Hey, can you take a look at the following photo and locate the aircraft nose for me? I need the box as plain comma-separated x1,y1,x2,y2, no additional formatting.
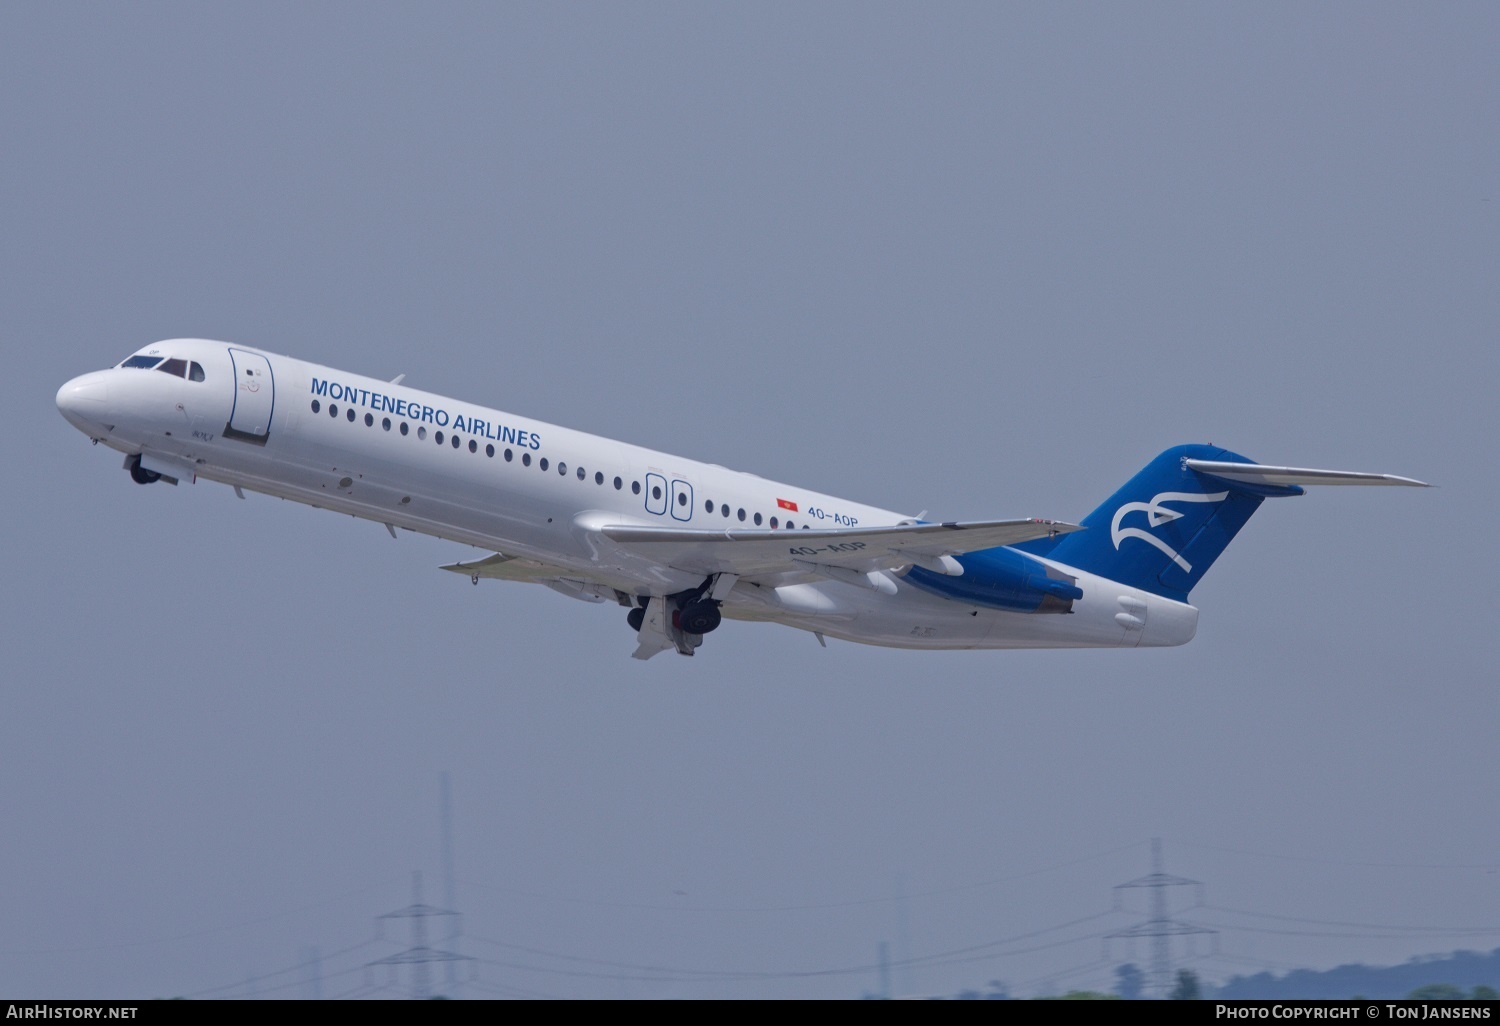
56,373,110,430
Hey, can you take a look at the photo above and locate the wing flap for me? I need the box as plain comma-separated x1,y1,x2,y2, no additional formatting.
600,518,1080,579
439,553,571,582
440,553,628,605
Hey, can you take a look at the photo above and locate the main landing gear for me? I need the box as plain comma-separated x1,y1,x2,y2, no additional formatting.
126,454,160,485
678,598,721,635
625,575,740,659
625,579,724,636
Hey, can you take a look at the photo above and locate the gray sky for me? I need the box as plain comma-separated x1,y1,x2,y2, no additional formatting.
3,2,1496,999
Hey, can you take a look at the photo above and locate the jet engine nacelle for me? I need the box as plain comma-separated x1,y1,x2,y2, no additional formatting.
902,546,1083,614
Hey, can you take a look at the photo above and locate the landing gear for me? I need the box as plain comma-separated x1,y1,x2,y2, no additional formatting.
626,591,720,636
678,599,721,635
127,455,160,485
625,579,726,657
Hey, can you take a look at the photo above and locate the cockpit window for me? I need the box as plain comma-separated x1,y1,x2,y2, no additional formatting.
121,355,163,369
156,358,188,377
188,362,205,382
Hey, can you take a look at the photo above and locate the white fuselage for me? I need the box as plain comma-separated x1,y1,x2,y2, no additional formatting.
56,339,1199,653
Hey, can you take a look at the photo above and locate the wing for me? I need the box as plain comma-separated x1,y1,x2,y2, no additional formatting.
439,553,624,604
599,518,1081,580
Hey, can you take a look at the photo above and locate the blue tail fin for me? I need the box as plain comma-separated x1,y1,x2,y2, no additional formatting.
1015,444,1298,601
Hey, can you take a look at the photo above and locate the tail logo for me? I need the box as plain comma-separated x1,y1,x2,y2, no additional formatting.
1110,491,1228,573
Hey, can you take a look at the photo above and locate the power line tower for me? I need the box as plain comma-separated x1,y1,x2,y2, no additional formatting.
368,871,472,999
439,772,461,998
1106,839,1216,998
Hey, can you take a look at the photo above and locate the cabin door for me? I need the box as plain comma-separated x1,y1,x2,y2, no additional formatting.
225,348,275,444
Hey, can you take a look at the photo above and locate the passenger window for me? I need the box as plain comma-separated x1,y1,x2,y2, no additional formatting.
329,404,338,417
452,435,461,449
614,476,622,490
522,453,531,466
631,481,640,495
652,484,662,500
418,426,427,440
485,443,494,457
558,462,567,475
721,504,729,517
156,358,187,377
540,458,549,471
383,417,391,431
737,508,746,521
770,517,778,529
311,400,321,414
400,422,409,435
705,499,714,513
677,492,687,506
595,471,604,485
346,408,355,422
189,362,206,382
364,413,373,427
435,431,445,444
505,449,513,462
577,467,586,481
753,512,762,525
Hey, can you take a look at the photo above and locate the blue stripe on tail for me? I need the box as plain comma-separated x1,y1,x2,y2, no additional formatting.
1014,444,1300,602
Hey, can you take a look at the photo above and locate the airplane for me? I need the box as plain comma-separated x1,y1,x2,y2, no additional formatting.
56,339,1428,660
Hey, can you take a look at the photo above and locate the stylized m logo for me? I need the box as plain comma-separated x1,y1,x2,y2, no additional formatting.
1110,491,1228,573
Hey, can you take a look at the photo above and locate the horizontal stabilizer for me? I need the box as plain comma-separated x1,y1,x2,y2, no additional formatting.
599,518,1081,580
1184,459,1429,488
1016,443,1428,602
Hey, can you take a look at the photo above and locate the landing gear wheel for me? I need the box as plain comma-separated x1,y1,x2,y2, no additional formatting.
678,600,721,635
128,456,160,485
626,607,646,633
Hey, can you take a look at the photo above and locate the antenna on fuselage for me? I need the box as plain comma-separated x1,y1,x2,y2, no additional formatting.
389,373,406,385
